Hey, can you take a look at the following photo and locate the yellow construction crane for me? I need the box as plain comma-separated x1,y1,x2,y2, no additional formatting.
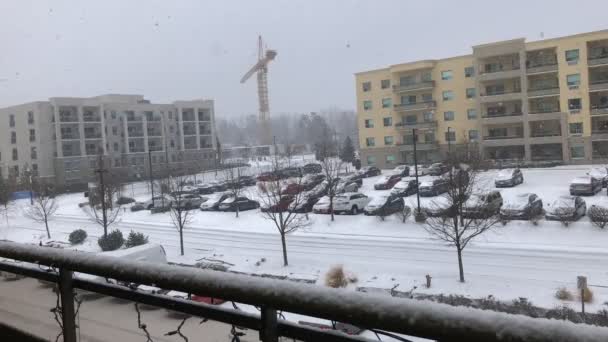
240,35,277,146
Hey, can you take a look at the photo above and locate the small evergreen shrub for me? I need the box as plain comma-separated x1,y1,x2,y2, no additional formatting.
69,229,87,245
98,230,124,251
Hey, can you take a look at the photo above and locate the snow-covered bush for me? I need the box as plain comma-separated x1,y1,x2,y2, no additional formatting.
589,205,608,229
68,229,87,245
545,305,583,323
325,265,348,288
98,229,124,251
397,206,412,223
125,231,148,248
582,287,594,303
555,287,573,300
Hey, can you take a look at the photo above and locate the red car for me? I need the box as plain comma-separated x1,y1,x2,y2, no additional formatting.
373,174,402,190
257,171,280,182
282,183,305,195
261,195,294,213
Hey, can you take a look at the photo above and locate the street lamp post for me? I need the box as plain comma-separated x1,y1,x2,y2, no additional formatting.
412,128,421,215
25,167,33,205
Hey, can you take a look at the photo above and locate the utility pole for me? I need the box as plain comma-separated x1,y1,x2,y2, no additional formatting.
412,128,421,215
94,157,109,237
447,127,453,157
148,150,155,208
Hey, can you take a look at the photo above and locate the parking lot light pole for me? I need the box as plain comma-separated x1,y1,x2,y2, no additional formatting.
412,128,421,214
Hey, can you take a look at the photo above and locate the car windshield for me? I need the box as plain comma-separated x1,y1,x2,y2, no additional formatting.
497,169,514,177
221,197,236,204
394,180,410,189
316,196,330,205
508,194,530,205
551,196,575,208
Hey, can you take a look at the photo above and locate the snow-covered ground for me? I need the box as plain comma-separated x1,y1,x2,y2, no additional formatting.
3,163,608,314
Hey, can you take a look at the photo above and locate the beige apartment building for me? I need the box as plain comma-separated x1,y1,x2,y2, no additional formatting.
0,94,217,190
356,29,608,169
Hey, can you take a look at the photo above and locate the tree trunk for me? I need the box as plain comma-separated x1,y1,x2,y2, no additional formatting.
457,247,465,282
235,204,239,218
330,196,335,221
179,227,184,256
280,233,288,266
44,220,51,239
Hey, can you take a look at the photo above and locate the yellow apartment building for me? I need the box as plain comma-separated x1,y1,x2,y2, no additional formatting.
355,29,608,168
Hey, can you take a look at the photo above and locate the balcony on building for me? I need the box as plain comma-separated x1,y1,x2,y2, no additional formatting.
589,65,608,92
397,132,437,152
146,126,163,137
477,53,521,81
148,137,163,152
392,69,435,93
198,108,212,122
483,123,524,146
144,111,162,122
529,120,562,142
82,107,102,122
395,112,437,130
58,106,79,123
83,124,102,139
592,116,608,140
184,136,198,150
60,124,80,140
531,143,563,161
183,124,197,136
527,74,560,98
484,145,525,161
593,141,608,159
200,136,213,149
588,39,608,67
526,48,558,74
85,141,103,156
125,110,142,122
199,122,212,135
479,77,522,103
128,138,145,153
182,108,196,122
127,123,144,137
590,91,608,115
61,141,82,157
529,96,561,115
394,92,436,112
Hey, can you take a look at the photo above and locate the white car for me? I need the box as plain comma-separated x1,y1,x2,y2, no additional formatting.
200,192,233,211
139,195,172,210
312,192,370,215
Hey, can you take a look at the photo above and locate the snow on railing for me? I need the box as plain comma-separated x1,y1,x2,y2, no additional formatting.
0,240,607,342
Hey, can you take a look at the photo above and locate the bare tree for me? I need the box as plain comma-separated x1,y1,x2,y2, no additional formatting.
0,173,12,226
423,151,500,283
258,157,310,266
167,175,193,256
223,166,245,218
25,182,58,239
87,156,122,237
589,205,608,229
320,157,343,221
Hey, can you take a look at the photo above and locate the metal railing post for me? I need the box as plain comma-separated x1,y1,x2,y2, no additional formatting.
259,306,278,342
59,268,77,342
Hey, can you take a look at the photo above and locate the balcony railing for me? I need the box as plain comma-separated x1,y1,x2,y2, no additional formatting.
84,132,102,139
590,79,608,91
526,62,558,74
392,81,435,93
527,86,560,98
484,135,524,140
591,104,608,115
83,115,101,122
480,64,520,74
393,100,436,112
482,111,523,118
588,53,608,67
2,241,597,342
395,120,437,130
530,131,561,138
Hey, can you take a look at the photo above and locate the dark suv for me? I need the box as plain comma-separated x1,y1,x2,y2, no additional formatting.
418,178,449,197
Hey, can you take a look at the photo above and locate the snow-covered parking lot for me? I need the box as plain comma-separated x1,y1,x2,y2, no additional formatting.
4,164,608,313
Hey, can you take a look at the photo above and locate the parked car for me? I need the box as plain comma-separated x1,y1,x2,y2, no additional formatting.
257,171,281,182
313,193,371,215
280,167,302,178
139,196,173,210
462,191,503,218
390,179,418,197
196,182,219,194
282,182,306,195
200,192,233,211
494,168,524,188
427,163,448,176
116,196,135,205
172,194,206,210
357,166,381,178
238,176,257,187
545,195,586,221
418,178,448,197
364,195,404,216
569,176,602,196
130,202,146,212
374,174,402,190
302,173,326,189
500,193,543,220
341,173,364,186
290,193,321,213
588,167,608,187
335,179,359,193
392,165,410,177
302,163,322,174
413,164,430,176
218,196,260,212
260,195,294,213
423,198,456,217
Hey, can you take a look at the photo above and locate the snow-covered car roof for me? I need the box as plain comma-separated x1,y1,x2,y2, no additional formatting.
367,194,390,206
497,169,515,177
571,176,593,184
374,175,391,184
393,179,413,189
506,193,532,204
589,167,608,178
393,165,407,170
549,196,576,208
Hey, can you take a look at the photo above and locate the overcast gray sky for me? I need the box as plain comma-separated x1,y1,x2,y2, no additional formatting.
1,0,606,116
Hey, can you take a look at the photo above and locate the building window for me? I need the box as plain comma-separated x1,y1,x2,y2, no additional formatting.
364,119,374,128
362,81,371,92
468,130,479,141
424,132,435,143
464,66,474,78
385,155,396,164
112,126,118,135
569,98,582,110
565,49,579,63
366,155,376,165
384,136,394,145
170,140,175,148
363,100,372,110
567,74,580,88
569,122,583,135
445,131,456,142
11,132,16,144
28,111,34,124
9,114,15,127
12,148,18,161
421,72,432,81
365,137,375,147
381,79,390,89
466,88,476,99
30,146,37,160
467,109,477,120
442,90,454,101
32,164,38,174
381,98,392,108
443,111,455,121
571,146,585,159
29,129,36,142
113,142,119,151
111,111,117,119
383,117,392,127
441,70,453,80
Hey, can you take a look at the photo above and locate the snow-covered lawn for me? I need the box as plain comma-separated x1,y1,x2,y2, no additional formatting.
3,164,608,313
